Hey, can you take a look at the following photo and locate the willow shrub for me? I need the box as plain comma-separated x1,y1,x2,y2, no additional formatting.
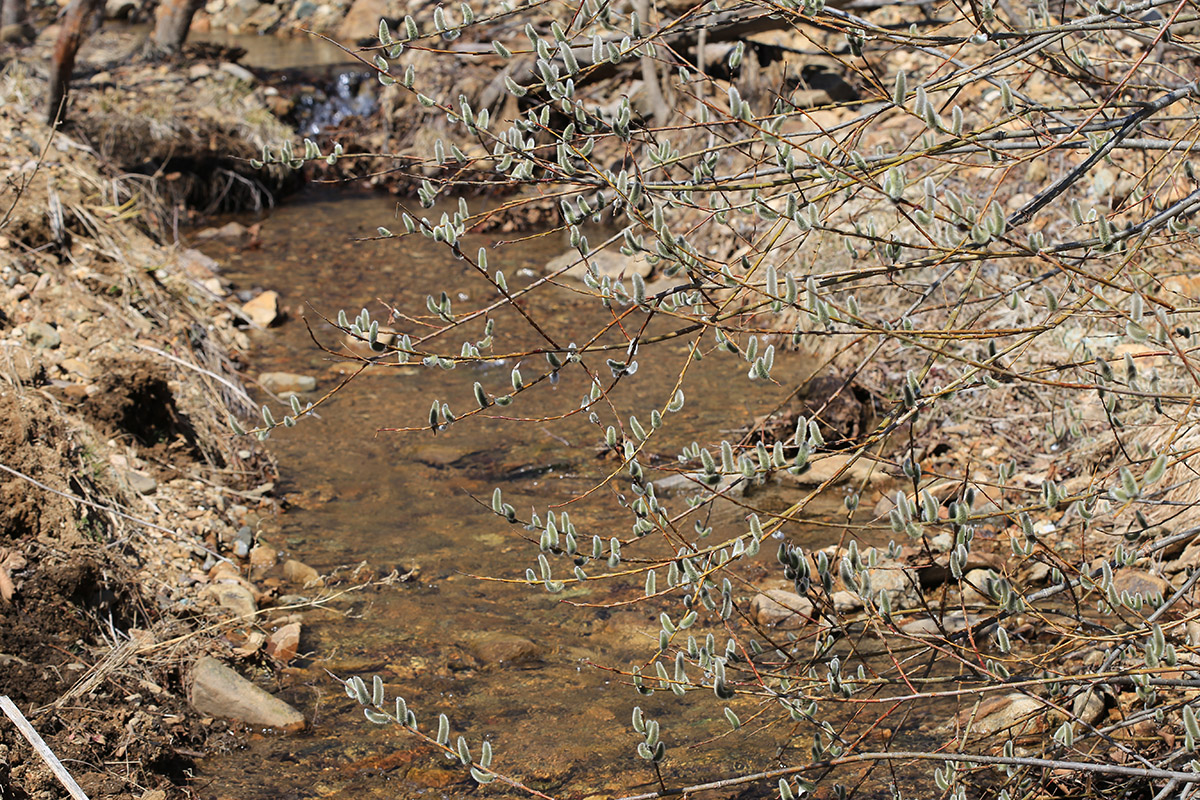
246,0,1200,797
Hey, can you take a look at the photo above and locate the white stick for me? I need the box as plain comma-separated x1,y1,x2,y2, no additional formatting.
0,695,91,800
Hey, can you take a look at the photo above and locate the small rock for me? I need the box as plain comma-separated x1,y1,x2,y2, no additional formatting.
208,582,257,618
466,632,541,666
242,290,281,327
750,589,814,630
188,656,304,731
266,622,301,663
195,221,248,240
282,559,323,587
219,61,256,84
25,321,60,349
249,544,277,569
961,568,1000,606
259,372,316,394
124,470,157,495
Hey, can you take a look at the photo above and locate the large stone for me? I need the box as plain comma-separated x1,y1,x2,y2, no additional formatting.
467,633,542,666
750,589,814,630
259,372,316,394
242,290,281,327
188,656,304,731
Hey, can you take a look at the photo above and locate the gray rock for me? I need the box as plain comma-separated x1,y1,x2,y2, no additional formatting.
189,656,304,731
25,321,60,349
750,589,813,630
259,372,316,394
124,470,157,495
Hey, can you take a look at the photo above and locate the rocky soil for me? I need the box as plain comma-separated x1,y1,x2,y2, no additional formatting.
0,44,345,800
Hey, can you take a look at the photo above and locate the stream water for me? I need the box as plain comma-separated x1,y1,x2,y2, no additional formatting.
190,187,877,799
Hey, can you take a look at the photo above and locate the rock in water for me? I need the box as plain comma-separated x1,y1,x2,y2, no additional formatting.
467,633,542,666
242,290,281,327
188,656,304,731
259,372,316,394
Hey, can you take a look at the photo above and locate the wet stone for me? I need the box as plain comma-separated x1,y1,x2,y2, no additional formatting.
260,371,316,394
242,290,281,327
283,559,323,587
266,622,301,663
466,632,542,667
189,656,304,731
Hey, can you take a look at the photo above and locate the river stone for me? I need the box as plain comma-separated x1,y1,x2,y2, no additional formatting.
750,589,814,630
466,633,542,666
953,693,1044,738
1112,568,1170,602
546,249,653,282
242,290,281,327
259,372,316,394
25,321,60,349
283,559,323,587
189,656,304,731
266,622,301,663
851,558,921,609
961,568,999,606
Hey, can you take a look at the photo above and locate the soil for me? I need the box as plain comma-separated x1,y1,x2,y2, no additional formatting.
0,40,302,800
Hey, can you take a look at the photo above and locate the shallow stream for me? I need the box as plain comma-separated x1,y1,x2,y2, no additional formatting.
193,188,903,799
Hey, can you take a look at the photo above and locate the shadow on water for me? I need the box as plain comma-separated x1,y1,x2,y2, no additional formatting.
195,188,937,799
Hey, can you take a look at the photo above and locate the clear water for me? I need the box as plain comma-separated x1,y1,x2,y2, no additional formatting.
195,189,903,799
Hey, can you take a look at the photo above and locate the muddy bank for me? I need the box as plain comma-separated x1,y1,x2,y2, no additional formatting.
0,49,345,800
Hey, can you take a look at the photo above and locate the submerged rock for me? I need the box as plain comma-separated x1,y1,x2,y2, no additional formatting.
467,633,542,666
188,656,304,731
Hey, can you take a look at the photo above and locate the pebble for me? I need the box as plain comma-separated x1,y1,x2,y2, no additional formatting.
189,656,304,731
124,470,158,495
249,544,277,569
